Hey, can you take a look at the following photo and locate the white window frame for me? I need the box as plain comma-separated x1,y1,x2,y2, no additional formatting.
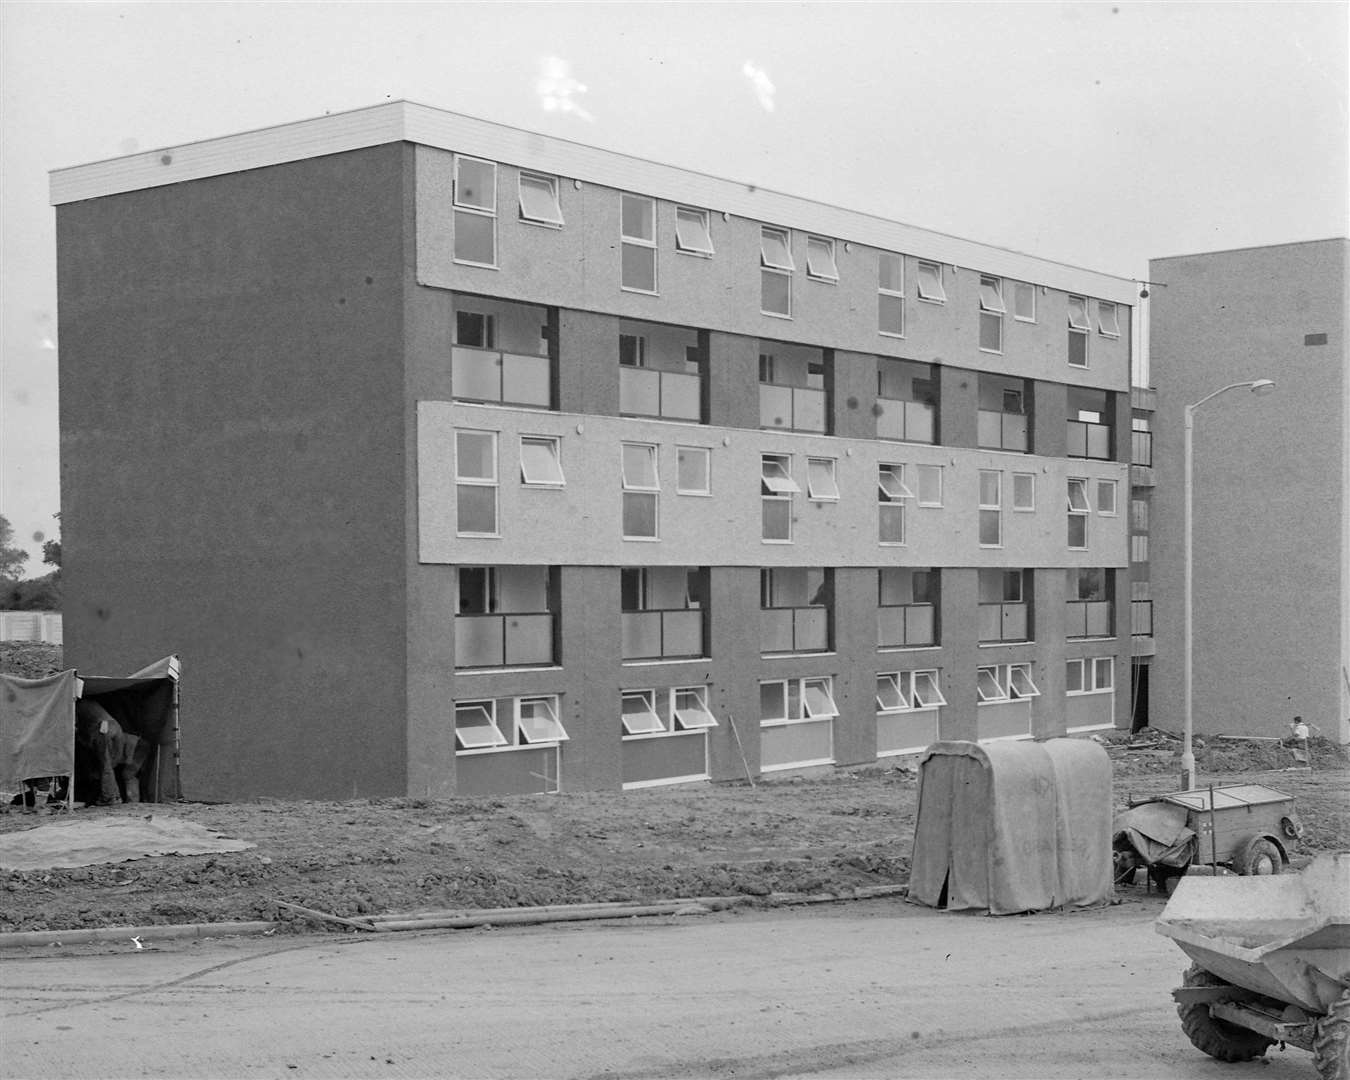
978,663,1040,703
916,463,943,507
979,469,1002,548
878,252,905,337
1008,664,1041,699
515,695,568,744
1068,477,1090,550
1097,300,1121,337
519,435,565,487
760,676,839,725
1096,479,1117,515
1013,281,1036,323
1066,657,1115,696
761,453,797,543
676,445,711,495
805,236,839,282
806,457,839,501
455,700,508,751
916,261,946,303
674,206,714,256
1012,471,1036,512
979,275,1005,354
620,193,658,295
912,669,947,708
518,172,563,226
453,155,498,268
672,686,718,731
621,689,666,736
456,429,499,537
877,670,947,712
621,441,660,540
879,463,913,546
1068,295,1090,368
760,226,794,317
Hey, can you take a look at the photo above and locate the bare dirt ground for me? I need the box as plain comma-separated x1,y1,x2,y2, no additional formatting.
3,641,1346,935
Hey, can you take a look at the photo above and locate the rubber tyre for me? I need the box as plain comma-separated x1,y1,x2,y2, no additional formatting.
1177,965,1275,1063
1313,988,1350,1080
1238,838,1283,877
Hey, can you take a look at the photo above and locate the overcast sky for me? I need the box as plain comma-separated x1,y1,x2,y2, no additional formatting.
2,1,1346,571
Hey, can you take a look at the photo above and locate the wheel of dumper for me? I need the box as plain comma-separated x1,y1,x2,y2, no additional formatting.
1237,837,1283,876
1313,987,1350,1080
1177,965,1275,1063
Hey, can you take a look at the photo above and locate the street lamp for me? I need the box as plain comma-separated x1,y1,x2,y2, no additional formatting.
1181,378,1276,790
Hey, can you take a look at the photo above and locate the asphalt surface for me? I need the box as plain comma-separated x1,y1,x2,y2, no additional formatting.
1,895,1318,1080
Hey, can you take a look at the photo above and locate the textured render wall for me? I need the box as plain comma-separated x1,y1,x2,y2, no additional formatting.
57,146,412,800
1150,240,1349,741
417,403,1129,571
414,148,1132,397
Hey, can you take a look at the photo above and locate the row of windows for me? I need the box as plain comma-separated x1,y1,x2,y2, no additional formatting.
449,156,1124,365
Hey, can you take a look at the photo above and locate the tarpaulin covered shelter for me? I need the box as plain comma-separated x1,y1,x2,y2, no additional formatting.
0,656,181,806
909,738,1113,914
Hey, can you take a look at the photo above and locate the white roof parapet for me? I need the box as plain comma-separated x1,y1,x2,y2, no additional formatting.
50,100,1137,303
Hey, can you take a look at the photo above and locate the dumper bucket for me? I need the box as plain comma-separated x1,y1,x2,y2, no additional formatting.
1156,852,1350,1014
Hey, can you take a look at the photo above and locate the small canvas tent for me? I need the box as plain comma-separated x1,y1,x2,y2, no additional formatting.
909,738,1113,914
0,656,181,806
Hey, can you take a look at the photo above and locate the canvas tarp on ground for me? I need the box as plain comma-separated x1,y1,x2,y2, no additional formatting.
0,657,181,804
909,738,1114,914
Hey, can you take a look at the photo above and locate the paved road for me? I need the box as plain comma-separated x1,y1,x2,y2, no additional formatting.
1,896,1316,1080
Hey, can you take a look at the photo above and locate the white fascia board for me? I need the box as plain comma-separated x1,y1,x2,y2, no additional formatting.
51,100,1137,304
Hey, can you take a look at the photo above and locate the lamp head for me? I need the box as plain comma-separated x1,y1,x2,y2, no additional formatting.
1248,379,1276,395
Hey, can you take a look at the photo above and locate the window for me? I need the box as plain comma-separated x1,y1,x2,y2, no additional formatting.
916,464,943,507
1097,300,1121,337
456,310,495,348
977,663,1041,703
876,358,937,443
878,567,938,648
621,194,657,293
1132,416,1153,467
621,690,665,735
455,566,555,668
1012,472,1035,511
672,686,717,730
453,156,497,266
1067,478,1090,548
760,226,793,316
878,252,905,336
1096,479,1117,515
979,470,1002,547
916,261,946,302
456,430,498,536
760,676,839,769
621,442,659,539
516,696,568,743
1067,386,1113,460
761,568,832,653
761,677,839,722
455,700,507,750
878,463,914,544
619,333,646,367
1068,295,1090,367
676,446,711,494
518,172,563,226
807,457,839,501
761,454,798,542
979,276,1005,353
1013,282,1036,322
806,236,839,282
674,206,714,256
519,436,564,486
1067,568,1115,638
878,670,947,712
1066,657,1114,695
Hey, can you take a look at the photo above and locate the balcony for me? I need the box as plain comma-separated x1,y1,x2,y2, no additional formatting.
761,607,829,654
621,609,704,661
977,410,1028,453
1067,419,1112,460
878,604,936,648
1066,600,1115,639
620,367,701,422
452,346,550,408
978,602,1029,643
455,613,555,668
1131,599,1153,637
876,399,936,443
760,384,826,434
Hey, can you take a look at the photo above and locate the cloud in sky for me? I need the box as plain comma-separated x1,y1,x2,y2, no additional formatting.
537,56,594,122
742,61,775,112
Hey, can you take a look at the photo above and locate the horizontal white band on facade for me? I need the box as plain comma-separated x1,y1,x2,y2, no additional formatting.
50,100,1138,304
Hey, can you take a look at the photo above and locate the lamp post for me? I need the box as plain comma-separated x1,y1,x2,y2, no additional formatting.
1181,378,1276,790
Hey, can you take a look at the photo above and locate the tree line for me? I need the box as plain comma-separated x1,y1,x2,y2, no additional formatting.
0,514,61,610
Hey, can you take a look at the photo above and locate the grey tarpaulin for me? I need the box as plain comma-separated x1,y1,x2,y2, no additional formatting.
0,670,79,794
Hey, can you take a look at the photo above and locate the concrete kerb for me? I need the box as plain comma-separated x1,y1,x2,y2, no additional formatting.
0,884,911,950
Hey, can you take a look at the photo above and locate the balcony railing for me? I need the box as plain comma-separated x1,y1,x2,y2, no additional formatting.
978,602,1029,643
761,606,830,654
760,384,827,433
1131,599,1154,637
1067,420,1112,460
452,346,551,408
619,367,701,422
621,609,704,660
1131,429,1153,467
1066,600,1115,638
977,410,1028,452
878,604,936,648
876,399,936,444
455,613,555,668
